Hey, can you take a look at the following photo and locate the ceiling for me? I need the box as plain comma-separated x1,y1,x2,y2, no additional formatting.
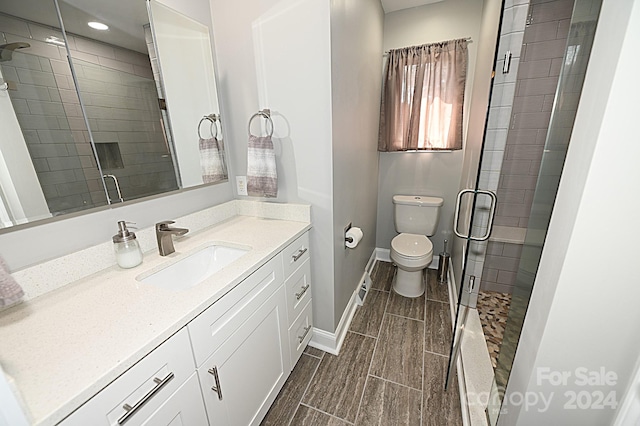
381,0,446,14
0,0,149,53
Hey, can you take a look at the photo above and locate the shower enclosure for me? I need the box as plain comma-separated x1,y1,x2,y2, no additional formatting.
445,0,603,423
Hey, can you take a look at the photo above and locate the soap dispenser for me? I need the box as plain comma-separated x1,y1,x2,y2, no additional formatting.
113,221,143,268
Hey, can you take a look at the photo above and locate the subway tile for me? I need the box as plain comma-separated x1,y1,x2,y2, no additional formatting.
74,37,116,60
484,255,520,272
1,65,19,83
478,171,500,189
47,157,82,172
487,106,512,130
499,189,527,204
499,174,539,190
67,117,87,131
524,38,568,62
529,0,574,24
10,98,29,114
350,289,389,337
517,59,552,79
494,216,521,227
486,242,505,256
16,68,57,87
491,83,516,108
70,49,100,66
48,88,62,103
38,57,52,73
478,281,514,294
56,181,90,196
506,128,538,145
114,49,151,68
516,76,560,97
91,131,119,143
79,155,96,169
302,332,376,423
57,117,70,130
58,88,80,104
98,57,134,75
497,202,531,218
523,21,560,43
133,64,153,79
15,114,60,130
484,129,508,152
500,159,534,176
9,83,51,101
356,376,421,426
502,243,524,258
518,217,530,228
36,129,74,143
512,95,545,114
481,267,499,283
39,169,77,185
550,57,563,76
41,184,58,199
53,73,73,90
512,111,552,129
26,99,66,116
82,66,122,84
28,144,68,158
506,144,544,161
371,315,423,389
424,301,451,356
0,14,31,38
497,270,517,286
481,150,505,172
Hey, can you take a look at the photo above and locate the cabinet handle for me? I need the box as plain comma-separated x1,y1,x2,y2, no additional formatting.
295,284,310,300
208,366,223,400
117,372,174,425
292,248,307,262
298,324,312,343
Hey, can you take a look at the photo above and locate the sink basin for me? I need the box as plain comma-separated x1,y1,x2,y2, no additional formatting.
138,245,249,291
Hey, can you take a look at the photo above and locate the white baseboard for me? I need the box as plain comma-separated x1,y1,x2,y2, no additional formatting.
375,247,441,270
309,289,358,355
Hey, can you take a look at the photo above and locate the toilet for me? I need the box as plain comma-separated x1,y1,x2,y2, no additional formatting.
390,195,443,298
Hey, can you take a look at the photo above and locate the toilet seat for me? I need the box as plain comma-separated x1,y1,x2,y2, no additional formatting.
391,233,433,259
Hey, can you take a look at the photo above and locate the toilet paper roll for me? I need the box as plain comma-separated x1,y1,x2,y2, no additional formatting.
345,227,363,249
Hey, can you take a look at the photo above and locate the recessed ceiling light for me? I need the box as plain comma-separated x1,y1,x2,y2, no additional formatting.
88,22,109,31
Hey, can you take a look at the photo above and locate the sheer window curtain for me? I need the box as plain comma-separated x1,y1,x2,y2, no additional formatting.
378,39,468,152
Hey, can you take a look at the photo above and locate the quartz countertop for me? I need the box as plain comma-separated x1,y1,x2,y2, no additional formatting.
0,215,311,425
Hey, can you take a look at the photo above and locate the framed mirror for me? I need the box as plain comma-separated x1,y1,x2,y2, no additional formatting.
0,0,227,230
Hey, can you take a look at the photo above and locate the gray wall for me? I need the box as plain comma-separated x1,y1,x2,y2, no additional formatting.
330,0,383,327
498,0,640,423
376,0,486,256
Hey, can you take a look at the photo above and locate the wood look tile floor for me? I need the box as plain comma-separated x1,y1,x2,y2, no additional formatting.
261,262,463,426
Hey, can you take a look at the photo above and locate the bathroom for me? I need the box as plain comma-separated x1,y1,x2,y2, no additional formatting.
0,0,639,424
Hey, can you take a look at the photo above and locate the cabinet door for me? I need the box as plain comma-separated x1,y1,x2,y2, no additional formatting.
198,286,290,426
141,373,208,426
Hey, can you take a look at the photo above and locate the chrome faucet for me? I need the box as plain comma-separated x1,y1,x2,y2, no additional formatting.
155,221,189,256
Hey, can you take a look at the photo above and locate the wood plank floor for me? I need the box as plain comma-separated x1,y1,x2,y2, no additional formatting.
261,262,463,426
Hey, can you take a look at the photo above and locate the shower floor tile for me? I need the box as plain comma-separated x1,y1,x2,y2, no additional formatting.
477,290,512,369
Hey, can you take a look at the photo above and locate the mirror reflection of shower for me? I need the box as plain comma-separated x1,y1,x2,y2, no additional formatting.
0,42,30,62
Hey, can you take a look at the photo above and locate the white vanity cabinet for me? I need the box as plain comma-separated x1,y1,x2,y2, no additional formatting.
59,230,312,426
60,328,207,426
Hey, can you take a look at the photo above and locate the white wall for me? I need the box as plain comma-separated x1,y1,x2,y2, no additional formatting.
210,0,336,331
498,0,640,424
0,0,234,271
376,0,486,255
330,0,384,326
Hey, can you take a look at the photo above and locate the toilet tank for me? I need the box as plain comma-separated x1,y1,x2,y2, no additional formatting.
393,195,444,236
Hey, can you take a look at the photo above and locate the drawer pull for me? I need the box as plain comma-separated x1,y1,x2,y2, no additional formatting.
295,284,310,300
298,324,312,343
292,248,307,262
208,366,223,400
117,372,174,425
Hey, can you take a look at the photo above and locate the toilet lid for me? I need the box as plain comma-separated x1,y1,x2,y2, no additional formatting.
392,234,433,257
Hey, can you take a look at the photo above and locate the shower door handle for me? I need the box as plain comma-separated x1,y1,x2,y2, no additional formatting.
453,189,497,242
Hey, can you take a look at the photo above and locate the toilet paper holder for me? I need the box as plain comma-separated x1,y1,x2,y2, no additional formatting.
344,222,353,244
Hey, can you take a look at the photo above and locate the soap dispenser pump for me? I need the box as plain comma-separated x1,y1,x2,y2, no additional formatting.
113,221,143,268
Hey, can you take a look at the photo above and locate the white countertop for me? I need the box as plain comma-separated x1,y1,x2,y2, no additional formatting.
0,215,310,425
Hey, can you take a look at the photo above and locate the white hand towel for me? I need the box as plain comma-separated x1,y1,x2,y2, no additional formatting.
0,257,23,308
247,135,277,198
199,137,227,183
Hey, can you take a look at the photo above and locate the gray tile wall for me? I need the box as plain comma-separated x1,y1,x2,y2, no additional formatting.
480,241,523,293
494,0,574,229
0,12,177,210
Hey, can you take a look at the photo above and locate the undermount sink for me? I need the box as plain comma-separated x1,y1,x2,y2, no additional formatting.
138,244,250,291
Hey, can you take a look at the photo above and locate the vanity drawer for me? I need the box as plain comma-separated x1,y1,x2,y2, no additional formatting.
60,328,194,426
288,300,313,366
188,253,284,367
284,258,312,324
282,232,310,278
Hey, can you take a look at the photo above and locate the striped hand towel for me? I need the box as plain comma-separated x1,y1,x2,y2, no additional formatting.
0,256,23,308
247,135,277,198
199,137,227,183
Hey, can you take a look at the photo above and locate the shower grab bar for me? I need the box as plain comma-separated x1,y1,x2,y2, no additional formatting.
248,109,274,137
453,189,497,241
103,174,124,203
198,113,219,139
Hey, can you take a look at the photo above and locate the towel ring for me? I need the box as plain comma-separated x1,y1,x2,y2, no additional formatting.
248,109,274,137
198,114,219,139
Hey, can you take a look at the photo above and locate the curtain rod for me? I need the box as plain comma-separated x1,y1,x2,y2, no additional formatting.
383,37,472,55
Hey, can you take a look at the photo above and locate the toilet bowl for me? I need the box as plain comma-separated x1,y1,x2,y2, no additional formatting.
390,233,433,297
